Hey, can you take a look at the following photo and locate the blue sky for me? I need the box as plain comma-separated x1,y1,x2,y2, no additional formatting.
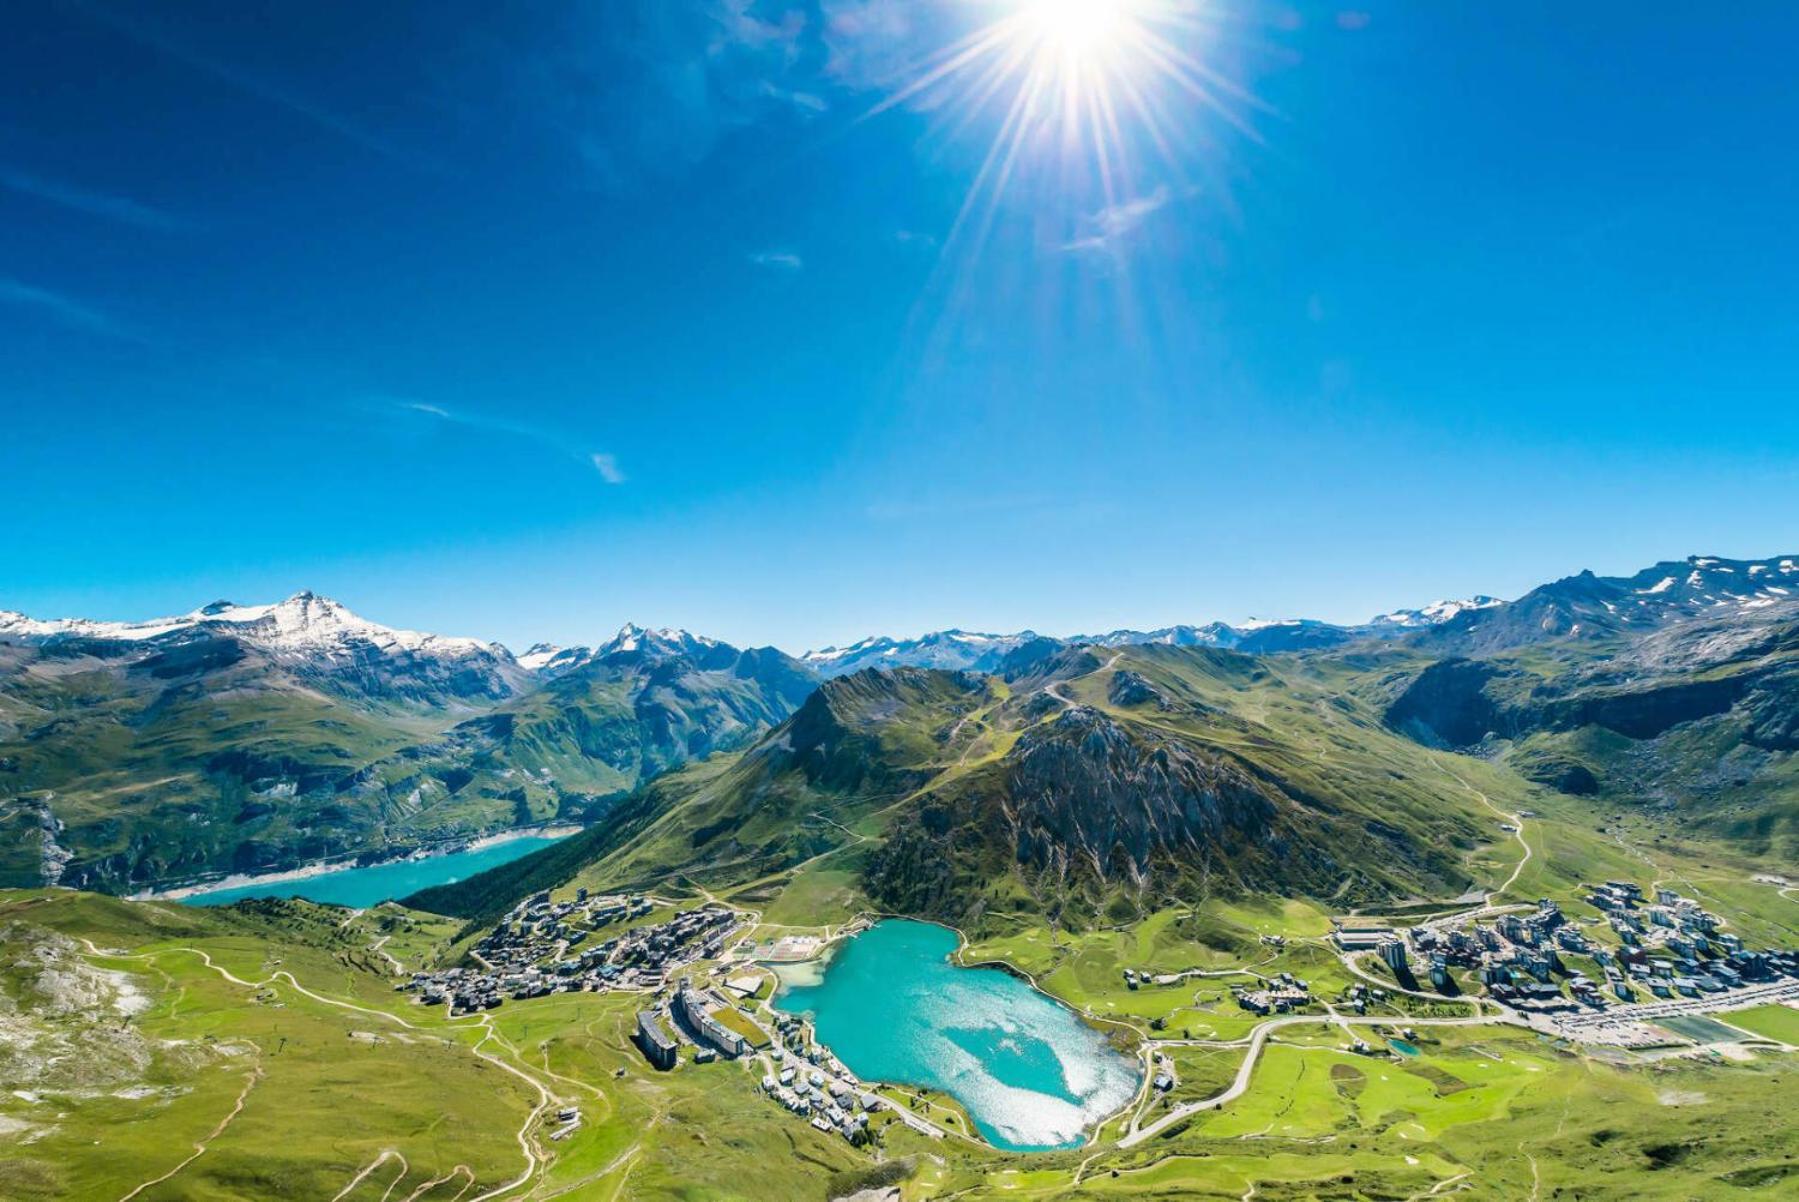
3,1,1796,654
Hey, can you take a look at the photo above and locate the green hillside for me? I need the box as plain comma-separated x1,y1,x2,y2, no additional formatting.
0,634,816,894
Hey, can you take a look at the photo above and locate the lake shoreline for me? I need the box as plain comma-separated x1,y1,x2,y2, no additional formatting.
778,911,1144,1048
768,915,1144,1152
130,823,584,903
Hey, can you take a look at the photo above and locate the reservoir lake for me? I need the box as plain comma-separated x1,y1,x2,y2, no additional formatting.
772,919,1140,1151
180,834,566,909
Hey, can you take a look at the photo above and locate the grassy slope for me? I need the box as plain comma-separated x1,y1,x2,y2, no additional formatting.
1390,619,1799,865
11,628,1794,1198
0,889,888,1202
0,891,538,1200
418,647,1527,937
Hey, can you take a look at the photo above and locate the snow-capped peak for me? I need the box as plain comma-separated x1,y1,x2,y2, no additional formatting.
0,592,500,661
516,642,565,671
1236,616,1300,631
800,629,1042,677
595,623,719,660
1367,596,1503,628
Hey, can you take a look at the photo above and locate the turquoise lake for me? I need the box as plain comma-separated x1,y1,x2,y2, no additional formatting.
772,919,1140,1151
180,835,565,909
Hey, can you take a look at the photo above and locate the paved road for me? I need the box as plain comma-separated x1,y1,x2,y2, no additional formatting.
1119,1012,1501,1148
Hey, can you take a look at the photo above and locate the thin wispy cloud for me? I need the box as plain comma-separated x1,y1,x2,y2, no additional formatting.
538,0,823,185
394,400,625,484
758,80,829,114
1061,186,1194,254
0,167,184,231
710,0,805,60
749,250,805,272
0,277,139,341
70,1,438,172
821,0,917,91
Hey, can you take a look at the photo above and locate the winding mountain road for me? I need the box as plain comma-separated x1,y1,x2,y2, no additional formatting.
1119,1012,1504,1148
76,938,559,1202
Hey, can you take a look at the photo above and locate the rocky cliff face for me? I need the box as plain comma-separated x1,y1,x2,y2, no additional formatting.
1385,637,1789,753
858,659,1483,926
1743,667,1799,751
1000,707,1277,884
1378,608,1798,861
1384,658,1524,748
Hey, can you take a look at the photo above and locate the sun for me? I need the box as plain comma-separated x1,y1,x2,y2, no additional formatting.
867,0,1243,207
1019,0,1137,59
857,0,1256,340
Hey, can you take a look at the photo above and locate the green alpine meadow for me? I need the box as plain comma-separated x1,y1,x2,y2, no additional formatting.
5,1,1796,1198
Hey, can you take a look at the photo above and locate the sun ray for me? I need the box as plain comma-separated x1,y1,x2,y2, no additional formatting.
878,1,1267,375
860,1,1257,239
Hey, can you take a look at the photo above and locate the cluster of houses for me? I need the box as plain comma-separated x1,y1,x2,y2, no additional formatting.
1397,898,1580,1006
1340,981,1393,1014
1585,884,1797,1000
1354,885,1799,1013
399,890,740,1015
752,1011,880,1143
398,883,900,1151
761,1062,879,1144
1233,972,1313,1015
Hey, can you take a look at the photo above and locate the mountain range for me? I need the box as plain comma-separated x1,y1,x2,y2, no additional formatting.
417,552,1796,932
795,597,1506,676
0,595,814,891
4,553,1795,899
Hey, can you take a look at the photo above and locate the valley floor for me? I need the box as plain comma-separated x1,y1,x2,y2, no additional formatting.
4,876,1795,1199
3,792,1797,1201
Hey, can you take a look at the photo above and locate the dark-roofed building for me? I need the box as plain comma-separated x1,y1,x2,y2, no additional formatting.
634,1009,678,1071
